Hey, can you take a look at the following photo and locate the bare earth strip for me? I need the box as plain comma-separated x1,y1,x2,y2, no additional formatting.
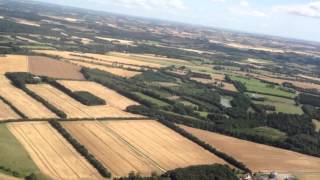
62,120,226,177
0,98,20,121
0,55,28,74
0,75,56,119
0,173,21,180
28,56,85,80
7,122,101,180
58,80,139,110
180,125,320,178
27,84,140,119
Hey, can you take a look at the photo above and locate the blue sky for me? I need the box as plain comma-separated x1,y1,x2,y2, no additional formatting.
36,0,320,42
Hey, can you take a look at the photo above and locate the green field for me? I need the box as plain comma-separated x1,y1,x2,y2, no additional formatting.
178,100,198,109
231,76,295,98
251,93,303,114
134,92,170,107
238,126,287,141
0,124,40,178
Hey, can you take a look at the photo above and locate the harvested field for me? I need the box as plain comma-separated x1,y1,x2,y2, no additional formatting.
96,37,135,45
68,60,141,78
28,56,85,80
58,80,139,110
0,55,28,74
33,50,162,68
8,122,101,180
0,75,56,119
0,173,20,180
222,82,238,92
181,125,320,175
62,120,226,177
27,84,139,118
0,98,20,121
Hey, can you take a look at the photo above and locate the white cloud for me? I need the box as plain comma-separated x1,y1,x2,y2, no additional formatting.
274,1,320,19
229,7,268,18
210,0,225,3
240,0,249,7
109,0,187,11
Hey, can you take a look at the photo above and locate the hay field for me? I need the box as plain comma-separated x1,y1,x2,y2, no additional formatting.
33,50,162,68
62,120,226,177
0,98,20,121
27,84,139,118
68,60,141,78
0,55,28,74
8,122,101,180
28,56,85,80
58,80,139,110
181,125,320,175
0,75,56,119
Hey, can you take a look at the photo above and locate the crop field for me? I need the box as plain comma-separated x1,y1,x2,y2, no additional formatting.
133,92,170,107
7,122,101,180
96,37,135,45
0,98,20,121
58,80,139,110
181,125,320,177
251,93,303,114
0,124,41,178
33,50,162,68
68,60,141,78
0,173,20,180
0,75,56,119
0,55,28,74
28,56,85,80
62,120,226,177
231,76,295,98
313,120,320,132
27,84,139,118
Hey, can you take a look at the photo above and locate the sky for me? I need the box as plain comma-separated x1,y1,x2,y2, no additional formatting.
35,0,320,42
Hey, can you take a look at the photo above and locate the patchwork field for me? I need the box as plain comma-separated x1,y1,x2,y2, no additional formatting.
0,75,56,119
8,122,101,180
181,125,320,178
251,93,303,114
58,80,139,110
28,56,85,80
0,55,28,74
62,120,226,177
68,60,141,78
0,124,41,178
33,50,162,68
0,98,20,121
27,84,139,118
231,76,295,98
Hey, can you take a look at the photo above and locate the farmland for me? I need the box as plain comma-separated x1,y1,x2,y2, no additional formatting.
62,120,226,177
0,75,56,119
27,84,139,118
28,56,85,80
0,124,41,178
7,122,101,180
58,80,139,110
0,98,20,121
231,76,296,98
181,125,320,178
0,55,28,74
251,93,303,114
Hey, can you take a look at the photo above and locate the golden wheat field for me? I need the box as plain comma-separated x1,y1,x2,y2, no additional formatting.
7,122,102,180
27,84,140,119
0,55,28,74
0,75,56,119
58,80,139,110
180,125,320,177
0,98,20,121
62,120,226,177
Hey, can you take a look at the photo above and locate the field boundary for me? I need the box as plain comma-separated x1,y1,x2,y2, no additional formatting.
0,95,27,119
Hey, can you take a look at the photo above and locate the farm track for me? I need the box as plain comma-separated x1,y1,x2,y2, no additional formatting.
7,122,101,180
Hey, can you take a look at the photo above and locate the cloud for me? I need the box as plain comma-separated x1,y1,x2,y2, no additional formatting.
109,0,187,11
274,1,320,19
210,0,225,3
229,7,268,18
240,0,249,7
